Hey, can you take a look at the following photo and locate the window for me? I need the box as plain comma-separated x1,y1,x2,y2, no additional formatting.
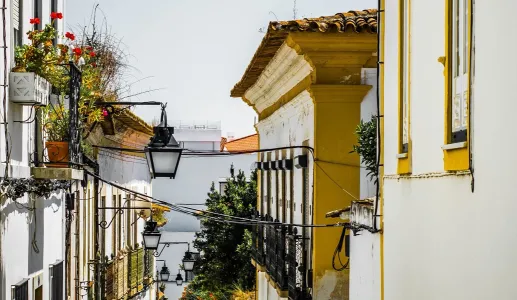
443,0,471,171
33,0,41,30
117,194,122,251
397,0,412,174
11,279,29,300
51,0,58,44
12,0,23,52
450,0,469,143
111,193,117,255
50,261,64,300
399,0,410,154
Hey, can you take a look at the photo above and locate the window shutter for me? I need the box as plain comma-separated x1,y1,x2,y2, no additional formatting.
12,0,20,30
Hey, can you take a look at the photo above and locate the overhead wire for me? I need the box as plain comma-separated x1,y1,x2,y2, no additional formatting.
92,144,360,201
84,170,346,229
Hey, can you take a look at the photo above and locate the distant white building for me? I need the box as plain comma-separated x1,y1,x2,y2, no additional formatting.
153,120,257,299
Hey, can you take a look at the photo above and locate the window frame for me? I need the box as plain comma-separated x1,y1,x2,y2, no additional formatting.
443,0,472,171
397,0,412,174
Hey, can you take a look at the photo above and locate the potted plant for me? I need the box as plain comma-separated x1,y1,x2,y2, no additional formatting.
42,103,70,166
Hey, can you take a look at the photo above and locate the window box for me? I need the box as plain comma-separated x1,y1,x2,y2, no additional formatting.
9,72,50,105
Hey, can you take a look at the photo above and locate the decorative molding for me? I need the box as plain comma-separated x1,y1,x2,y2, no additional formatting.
244,43,314,113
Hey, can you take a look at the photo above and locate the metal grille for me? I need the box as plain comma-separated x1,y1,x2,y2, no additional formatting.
256,215,265,265
275,225,288,291
50,261,64,300
287,228,311,300
11,279,29,300
266,216,277,276
68,62,82,168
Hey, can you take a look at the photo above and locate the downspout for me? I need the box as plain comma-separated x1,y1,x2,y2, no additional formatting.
375,2,386,300
83,155,101,300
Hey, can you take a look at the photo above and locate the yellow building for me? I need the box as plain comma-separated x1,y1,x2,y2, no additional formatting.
231,10,378,300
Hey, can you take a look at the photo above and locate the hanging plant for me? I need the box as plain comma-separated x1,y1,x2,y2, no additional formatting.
351,116,378,183
0,178,70,200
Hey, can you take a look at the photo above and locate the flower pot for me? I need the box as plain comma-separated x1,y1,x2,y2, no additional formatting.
10,72,50,105
45,141,69,167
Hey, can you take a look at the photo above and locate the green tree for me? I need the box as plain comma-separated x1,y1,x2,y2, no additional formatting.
181,170,257,299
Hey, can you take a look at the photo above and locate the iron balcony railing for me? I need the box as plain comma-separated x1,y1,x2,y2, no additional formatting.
250,212,311,299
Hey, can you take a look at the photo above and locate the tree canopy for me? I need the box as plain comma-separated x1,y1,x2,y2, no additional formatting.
180,169,257,299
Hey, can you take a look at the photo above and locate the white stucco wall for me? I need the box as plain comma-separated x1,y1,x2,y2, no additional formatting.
383,1,517,299
349,68,381,300
1,1,67,300
255,88,314,300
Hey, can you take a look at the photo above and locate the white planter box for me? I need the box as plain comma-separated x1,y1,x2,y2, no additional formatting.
9,72,50,105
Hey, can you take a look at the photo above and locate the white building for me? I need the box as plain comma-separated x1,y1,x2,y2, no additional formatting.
382,0,517,299
1,1,67,300
152,121,257,299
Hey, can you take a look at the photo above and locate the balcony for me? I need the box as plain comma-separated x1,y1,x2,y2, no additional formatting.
105,248,154,300
251,214,311,300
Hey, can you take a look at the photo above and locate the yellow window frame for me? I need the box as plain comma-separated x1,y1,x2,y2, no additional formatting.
442,0,471,171
397,0,411,174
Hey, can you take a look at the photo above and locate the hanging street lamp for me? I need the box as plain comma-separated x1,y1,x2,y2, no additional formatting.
159,263,171,282
145,104,183,179
182,251,196,272
175,270,184,286
142,220,161,250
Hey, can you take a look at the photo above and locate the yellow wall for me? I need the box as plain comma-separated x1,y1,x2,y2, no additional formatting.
311,84,371,298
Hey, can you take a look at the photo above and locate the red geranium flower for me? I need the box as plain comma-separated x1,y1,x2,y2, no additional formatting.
65,32,75,41
50,12,63,19
86,46,93,51
89,51,96,57
102,109,108,117
72,48,82,56
29,18,40,24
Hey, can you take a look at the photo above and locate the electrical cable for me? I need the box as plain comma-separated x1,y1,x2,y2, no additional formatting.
332,226,349,271
92,144,360,200
84,170,346,229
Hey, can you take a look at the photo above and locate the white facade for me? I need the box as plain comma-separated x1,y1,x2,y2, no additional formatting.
382,0,517,299
152,121,256,299
0,1,67,300
349,69,381,300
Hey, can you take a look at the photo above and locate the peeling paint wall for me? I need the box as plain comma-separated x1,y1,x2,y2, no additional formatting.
255,89,314,300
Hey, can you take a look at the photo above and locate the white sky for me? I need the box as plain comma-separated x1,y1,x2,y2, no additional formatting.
66,0,377,138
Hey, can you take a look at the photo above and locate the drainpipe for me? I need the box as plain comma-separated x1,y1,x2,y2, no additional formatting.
83,155,101,300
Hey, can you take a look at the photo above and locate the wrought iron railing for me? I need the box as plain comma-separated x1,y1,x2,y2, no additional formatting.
287,227,311,300
250,214,311,298
275,224,288,291
266,216,276,276
68,62,82,168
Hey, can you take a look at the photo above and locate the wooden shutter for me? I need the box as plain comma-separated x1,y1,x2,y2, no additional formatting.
12,0,20,30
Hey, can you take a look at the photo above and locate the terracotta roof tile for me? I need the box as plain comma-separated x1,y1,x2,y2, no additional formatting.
231,9,378,97
220,137,228,151
115,110,154,136
223,134,258,153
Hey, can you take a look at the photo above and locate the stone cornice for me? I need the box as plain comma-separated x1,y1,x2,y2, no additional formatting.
244,42,314,114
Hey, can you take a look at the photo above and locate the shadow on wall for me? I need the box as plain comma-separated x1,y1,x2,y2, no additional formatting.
0,193,62,282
